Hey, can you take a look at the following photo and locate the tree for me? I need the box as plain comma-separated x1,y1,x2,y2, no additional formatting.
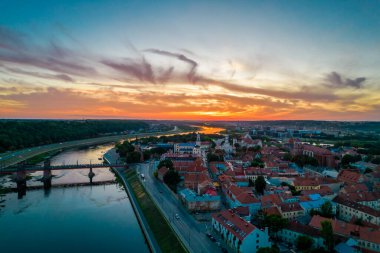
320,201,333,218
255,175,267,195
257,246,279,253
283,153,292,161
126,151,141,163
341,154,361,168
320,221,334,252
157,159,174,170
296,235,313,251
207,153,223,162
292,155,318,167
248,178,255,187
263,214,288,236
251,158,264,168
163,170,180,193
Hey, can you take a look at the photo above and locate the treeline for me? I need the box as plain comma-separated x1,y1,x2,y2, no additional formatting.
0,120,149,152
136,132,221,145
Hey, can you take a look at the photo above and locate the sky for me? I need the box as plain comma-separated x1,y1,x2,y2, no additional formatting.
0,0,379,120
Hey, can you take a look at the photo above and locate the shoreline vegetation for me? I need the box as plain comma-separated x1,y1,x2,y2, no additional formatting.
124,169,187,253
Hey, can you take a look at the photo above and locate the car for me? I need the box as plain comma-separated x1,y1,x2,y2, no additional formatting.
206,234,216,242
175,213,180,219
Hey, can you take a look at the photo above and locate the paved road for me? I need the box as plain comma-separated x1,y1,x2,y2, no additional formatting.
136,161,223,253
0,128,186,169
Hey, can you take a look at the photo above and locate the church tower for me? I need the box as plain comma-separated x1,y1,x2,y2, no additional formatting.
196,132,201,146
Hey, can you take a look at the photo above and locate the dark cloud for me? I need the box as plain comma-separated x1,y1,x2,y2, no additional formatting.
325,71,366,89
145,49,198,83
101,58,156,84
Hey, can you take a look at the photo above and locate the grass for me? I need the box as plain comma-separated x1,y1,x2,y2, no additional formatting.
124,170,187,253
25,150,61,165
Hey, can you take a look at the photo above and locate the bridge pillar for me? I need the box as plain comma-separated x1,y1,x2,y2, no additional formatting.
16,170,27,199
42,169,52,190
88,167,95,184
42,159,52,190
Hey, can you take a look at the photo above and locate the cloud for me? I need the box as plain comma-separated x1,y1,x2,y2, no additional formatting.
101,58,156,83
324,71,366,88
4,67,75,82
145,49,198,83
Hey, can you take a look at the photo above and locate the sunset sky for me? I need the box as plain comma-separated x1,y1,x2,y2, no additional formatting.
0,0,379,120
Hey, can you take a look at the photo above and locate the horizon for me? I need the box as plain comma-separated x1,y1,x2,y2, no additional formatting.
1,0,380,120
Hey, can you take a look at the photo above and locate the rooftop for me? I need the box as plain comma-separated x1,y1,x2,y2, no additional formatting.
212,209,256,241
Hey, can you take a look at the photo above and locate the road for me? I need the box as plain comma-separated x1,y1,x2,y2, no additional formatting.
137,161,223,253
0,128,186,169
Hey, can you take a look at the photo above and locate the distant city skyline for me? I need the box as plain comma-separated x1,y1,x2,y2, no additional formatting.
0,0,379,120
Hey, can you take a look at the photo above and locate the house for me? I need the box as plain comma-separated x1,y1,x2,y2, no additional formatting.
337,170,365,185
184,173,212,194
278,202,304,220
212,209,271,253
333,196,380,226
339,191,380,211
300,194,336,214
293,177,320,191
277,221,325,250
224,184,261,214
310,215,380,252
179,188,221,212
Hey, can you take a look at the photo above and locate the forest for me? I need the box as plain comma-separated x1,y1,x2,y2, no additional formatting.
0,120,149,152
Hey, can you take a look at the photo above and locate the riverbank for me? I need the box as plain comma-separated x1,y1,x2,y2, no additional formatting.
0,127,190,169
124,169,187,253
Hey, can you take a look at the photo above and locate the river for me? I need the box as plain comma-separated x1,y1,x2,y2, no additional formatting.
0,143,149,253
0,126,224,253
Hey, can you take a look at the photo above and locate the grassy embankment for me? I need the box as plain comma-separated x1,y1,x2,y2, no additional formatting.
124,169,187,253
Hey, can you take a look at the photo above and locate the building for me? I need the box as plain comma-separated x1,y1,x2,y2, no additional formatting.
333,196,380,226
293,144,336,168
278,202,304,220
212,209,271,253
183,173,212,194
299,194,336,214
277,221,325,250
179,188,221,212
337,170,365,185
224,184,261,214
293,177,321,191
310,215,380,252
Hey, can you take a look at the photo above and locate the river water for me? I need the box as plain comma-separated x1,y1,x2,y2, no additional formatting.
0,126,224,253
0,143,149,253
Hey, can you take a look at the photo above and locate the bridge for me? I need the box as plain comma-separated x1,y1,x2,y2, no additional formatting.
1,159,128,199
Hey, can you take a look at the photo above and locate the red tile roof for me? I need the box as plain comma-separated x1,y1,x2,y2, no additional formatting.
333,196,380,217
228,185,260,204
212,209,256,241
337,170,363,184
309,215,380,244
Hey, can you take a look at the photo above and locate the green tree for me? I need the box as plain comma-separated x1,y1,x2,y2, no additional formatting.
248,178,255,187
163,170,180,193
157,159,174,170
263,214,288,236
257,246,279,253
126,151,141,163
255,175,267,195
320,221,334,252
251,158,264,168
320,201,333,218
296,235,313,251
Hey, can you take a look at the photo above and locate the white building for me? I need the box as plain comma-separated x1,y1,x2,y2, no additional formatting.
212,209,271,253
